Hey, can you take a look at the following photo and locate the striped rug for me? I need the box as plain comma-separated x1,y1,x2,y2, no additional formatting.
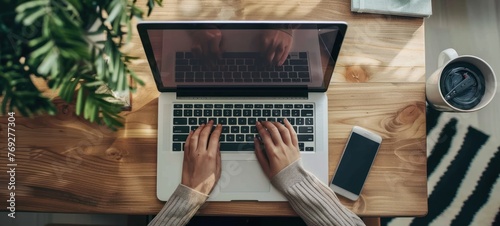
382,107,500,226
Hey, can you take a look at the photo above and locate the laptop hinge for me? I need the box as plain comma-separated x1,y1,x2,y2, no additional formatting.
177,86,308,98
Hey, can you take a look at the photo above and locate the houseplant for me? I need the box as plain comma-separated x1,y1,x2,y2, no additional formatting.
0,0,162,130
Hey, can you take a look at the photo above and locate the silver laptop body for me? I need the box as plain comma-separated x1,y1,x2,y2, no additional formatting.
138,21,347,201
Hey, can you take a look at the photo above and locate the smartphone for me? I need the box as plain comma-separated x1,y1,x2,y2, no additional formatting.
330,126,382,201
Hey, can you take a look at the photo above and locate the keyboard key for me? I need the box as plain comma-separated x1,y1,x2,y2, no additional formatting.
243,110,252,116
233,110,242,116
301,110,314,116
285,104,293,108
173,126,190,133
188,118,197,125
214,110,223,116
294,104,303,108
194,104,203,108
173,135,188,141
219,134,226,142
272,110,281,116
223,109,232,116
219,118,227,125
296,118,304,125
184,104,193,108
238,118,247,125
204,109,212,116
299,143,305,151
298,135,314,141
194,110,202,116
224,104,234,108
263,110,271,116
248,118,257,125
246,134,254,141
264,104,273,108
255,104,263,108
173,110,182,116
226,134,235,142
174,104,183,108
305,104,314,108
241,126,250,133
305,118,313,125
306,147,314,151
292,110,300,116
173,143,182,151
236,134,245,141
228,118,237,125
215,104,223,108
231,126,240,133
199,118,207,124
174,118,187,125
252,110,261,117
222,126,230,133
184,110,193,116
299,126,314,133
235,104,243,108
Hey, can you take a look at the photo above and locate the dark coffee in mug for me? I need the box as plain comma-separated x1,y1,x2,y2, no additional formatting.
440,62,485,110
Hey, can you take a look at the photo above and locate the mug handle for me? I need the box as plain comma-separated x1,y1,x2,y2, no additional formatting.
438,48,459,67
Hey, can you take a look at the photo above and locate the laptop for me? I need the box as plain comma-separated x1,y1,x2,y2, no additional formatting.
137,21,347,201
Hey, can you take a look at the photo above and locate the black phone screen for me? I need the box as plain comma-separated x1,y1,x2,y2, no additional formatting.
331,132,380,195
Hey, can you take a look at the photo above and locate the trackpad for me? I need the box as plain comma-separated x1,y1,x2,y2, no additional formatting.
219,160,270,192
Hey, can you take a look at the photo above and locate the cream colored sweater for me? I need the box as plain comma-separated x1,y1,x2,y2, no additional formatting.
148,159,365,226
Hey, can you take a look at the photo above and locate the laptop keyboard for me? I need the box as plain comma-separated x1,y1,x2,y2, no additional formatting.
174,52,311,83
172,103,315,152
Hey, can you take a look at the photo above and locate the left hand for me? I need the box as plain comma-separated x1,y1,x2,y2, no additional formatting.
181,120,222,195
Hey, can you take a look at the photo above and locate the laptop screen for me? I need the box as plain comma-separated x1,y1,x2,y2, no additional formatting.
138,22,347,92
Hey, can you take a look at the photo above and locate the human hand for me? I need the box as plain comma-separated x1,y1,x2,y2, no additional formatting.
190,29,223,64
254,119,300,179
181,120,222,195
260,30,293,66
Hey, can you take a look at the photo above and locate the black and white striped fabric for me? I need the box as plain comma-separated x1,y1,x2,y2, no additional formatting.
382,107,500,226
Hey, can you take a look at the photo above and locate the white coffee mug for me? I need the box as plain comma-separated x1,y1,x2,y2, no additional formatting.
426,48,497,112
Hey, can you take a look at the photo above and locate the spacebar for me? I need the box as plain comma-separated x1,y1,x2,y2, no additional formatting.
220,143,255,151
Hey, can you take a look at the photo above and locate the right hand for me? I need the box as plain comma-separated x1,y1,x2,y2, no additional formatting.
253,119,301,179
190,29,223,64
259,30,293,66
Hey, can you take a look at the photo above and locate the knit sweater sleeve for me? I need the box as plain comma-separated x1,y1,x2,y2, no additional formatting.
148,184,208,226
271,159,365,226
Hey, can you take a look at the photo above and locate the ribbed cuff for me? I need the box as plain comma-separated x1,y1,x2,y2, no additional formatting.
270,159,309,193
176,184,209,203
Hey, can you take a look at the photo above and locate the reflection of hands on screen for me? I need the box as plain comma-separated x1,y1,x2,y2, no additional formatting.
189,29,223,64
260,29,293,66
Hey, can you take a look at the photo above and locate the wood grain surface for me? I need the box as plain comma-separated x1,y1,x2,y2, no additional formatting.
0,0,427,217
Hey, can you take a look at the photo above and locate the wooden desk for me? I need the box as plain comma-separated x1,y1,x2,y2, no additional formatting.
0,0,427,217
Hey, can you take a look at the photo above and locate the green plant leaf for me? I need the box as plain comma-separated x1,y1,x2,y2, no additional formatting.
105,2,122,24
76,87,84,115
21,7,49,26
15,0,49,13
37,49,58,75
